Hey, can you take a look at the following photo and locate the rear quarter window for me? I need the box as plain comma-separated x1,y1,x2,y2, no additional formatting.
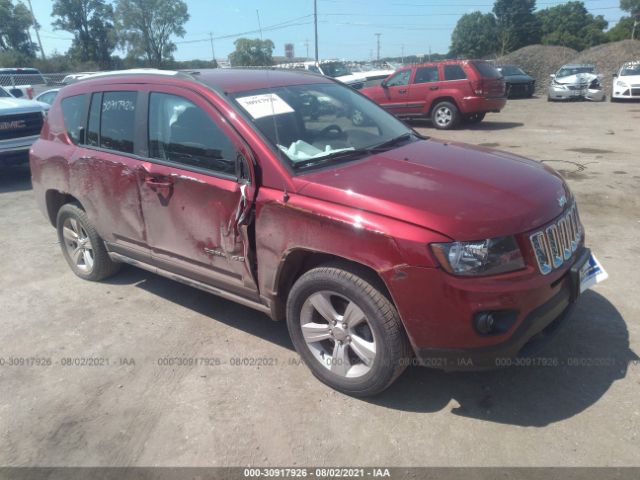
61,94,87,144
444,65,468,81
471,61,502,78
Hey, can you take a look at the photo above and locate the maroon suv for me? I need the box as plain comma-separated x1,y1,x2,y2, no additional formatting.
359,60,507,129
30,69,603,396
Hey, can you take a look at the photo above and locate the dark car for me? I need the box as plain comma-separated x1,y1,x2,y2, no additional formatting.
496,65,536,98
359,60,506,129
30,69,605,396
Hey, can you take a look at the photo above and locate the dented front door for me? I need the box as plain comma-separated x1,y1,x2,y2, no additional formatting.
138,87,258,299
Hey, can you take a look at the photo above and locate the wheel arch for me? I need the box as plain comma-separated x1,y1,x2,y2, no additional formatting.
428,96,459,115
270,249,394,322
45,189,84,226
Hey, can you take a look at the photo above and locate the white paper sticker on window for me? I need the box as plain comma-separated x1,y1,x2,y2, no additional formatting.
236,93,294,119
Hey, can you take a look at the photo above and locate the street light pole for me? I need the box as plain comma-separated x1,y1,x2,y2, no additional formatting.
314,0,319,62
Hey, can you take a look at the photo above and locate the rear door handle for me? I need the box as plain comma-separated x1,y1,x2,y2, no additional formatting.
144,177,172,189
429,86,439,91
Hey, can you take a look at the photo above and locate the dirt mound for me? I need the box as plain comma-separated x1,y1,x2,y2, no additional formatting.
495,45,577,93
572,40,640,92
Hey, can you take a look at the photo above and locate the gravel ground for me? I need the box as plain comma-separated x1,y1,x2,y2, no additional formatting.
0,96,639,468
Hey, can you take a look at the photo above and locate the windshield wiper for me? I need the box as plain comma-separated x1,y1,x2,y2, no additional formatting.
366,132,415,153
292,148,371,170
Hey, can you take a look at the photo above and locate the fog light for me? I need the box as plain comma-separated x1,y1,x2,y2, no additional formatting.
474,313,495,334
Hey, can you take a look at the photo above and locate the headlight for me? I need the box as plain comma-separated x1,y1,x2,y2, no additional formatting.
616,80,628,87
431,236,525,276
552,81,567,90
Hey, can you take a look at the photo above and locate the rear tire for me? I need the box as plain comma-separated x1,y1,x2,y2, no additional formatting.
57,203,121,281
431,101,460,130
286,265,411,396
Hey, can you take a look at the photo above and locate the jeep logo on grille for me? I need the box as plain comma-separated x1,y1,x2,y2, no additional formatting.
0,120,27,130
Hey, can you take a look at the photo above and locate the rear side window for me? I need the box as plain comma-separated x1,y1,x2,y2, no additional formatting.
414,66,439,84
61,94,86,144
471,61,502,78
444,65,468,81
148,92,235,175
100,91,137,154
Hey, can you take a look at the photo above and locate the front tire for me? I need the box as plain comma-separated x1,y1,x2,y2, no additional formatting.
57,203,121,281
431,101,460,130
286,265,410,396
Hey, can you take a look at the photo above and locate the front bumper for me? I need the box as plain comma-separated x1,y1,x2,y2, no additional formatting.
612,86,640,99
0,135,38,165
383,244,590,371
548,85,605,101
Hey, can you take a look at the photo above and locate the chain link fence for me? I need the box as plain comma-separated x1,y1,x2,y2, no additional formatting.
0,72,77,99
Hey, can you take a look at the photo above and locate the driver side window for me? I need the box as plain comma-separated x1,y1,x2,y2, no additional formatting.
148,92,235,175
386,70,411,87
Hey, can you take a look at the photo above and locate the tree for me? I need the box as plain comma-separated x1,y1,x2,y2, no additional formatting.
537,1,608,51
228,38,275,67
114,0,189,68
620,0,640,39
450,12,498,58
493,0,540,54
607,16,636,41
0,0,38,59
52,0,116,69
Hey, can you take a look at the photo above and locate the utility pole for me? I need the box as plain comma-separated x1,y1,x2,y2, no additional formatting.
305,39,309,59
314,0,319,62
401,44,404,64
256,10,263,40
25,0,45,60
209,32,216,64
375,33,381,61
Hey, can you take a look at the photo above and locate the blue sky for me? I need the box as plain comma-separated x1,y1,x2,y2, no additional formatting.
31,0,626,61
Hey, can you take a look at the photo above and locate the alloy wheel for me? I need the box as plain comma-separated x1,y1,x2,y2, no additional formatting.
299,290,377,378
62,217,94,273
435,106,453,127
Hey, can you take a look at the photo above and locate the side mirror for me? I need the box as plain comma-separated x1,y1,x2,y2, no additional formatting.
381,80,388,88
549,74,556,79
613,73,618,78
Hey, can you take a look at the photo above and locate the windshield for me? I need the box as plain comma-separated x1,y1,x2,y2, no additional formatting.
321,62,352,78
499,66,526,76
232,83,414,170
556,66,594,78
620,63,640,76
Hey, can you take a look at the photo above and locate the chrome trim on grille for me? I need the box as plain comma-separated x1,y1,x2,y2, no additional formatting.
530,204,582,275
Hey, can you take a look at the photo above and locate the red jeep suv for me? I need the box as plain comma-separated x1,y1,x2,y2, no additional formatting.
359,60,507,129
30,69,603,396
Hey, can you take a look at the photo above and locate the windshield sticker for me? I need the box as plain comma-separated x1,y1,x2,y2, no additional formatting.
278,140,354,162
236,93,294,119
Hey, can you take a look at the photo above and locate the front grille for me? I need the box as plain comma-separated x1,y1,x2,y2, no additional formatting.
631,88,640,96
0,112,43,141
567,84,588,91
509,83,532,95
530,204,583,275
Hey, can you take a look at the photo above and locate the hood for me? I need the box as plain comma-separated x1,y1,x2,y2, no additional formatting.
333,74,365,85
617,74,640,84
296,139,568,240
503,74,534,83
555,72,598,85
0,97,48,115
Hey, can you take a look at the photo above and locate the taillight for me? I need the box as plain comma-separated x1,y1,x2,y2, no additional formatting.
472,79,484,96
27,87,34,99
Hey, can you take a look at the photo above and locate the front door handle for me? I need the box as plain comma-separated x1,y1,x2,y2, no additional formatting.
398,89,408,94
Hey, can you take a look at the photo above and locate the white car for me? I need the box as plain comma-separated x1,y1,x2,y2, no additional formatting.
547,64,605,102
612,61,640,101
275,61,365,89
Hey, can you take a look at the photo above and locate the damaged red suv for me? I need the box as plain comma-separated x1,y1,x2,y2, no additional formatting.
30,69,605,396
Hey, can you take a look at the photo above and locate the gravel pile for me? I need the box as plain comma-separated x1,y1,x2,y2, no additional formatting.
495,45,577,93
572,40,640,92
